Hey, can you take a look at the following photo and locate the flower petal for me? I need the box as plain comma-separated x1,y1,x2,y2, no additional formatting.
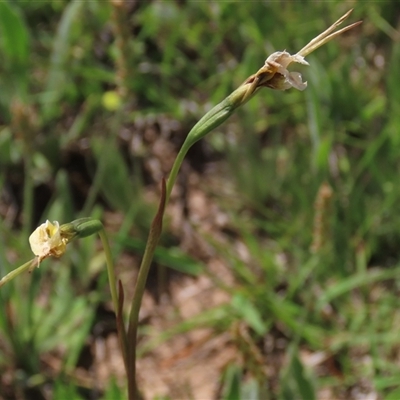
29,220,67,261
286,71,307,91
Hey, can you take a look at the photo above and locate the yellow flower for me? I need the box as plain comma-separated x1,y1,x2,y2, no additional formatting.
29,220,67,263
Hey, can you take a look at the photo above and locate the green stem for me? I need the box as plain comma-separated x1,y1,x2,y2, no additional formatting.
0,258,38,288
166,87,252,200
165,140,191,202
125,81,259,399
127,234,159,399
127,181,166,400
98,228,130,380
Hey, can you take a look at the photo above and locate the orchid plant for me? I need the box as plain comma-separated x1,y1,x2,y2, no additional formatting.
0,9,361,400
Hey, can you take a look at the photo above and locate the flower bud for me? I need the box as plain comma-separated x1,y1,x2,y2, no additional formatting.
61,218,103,239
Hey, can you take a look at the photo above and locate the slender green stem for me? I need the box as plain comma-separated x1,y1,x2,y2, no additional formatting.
127,233,159,399
0,258,38,288
98,229,129,376
166,86,255,201
125,83,259,399
166,141,191,202
126,181,166,400
127,229,161,337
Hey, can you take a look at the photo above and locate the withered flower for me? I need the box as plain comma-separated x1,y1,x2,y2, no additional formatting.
185,9,361,147
29,220,67,263
243,9,362,97
28,218,103,264
263,51,309,91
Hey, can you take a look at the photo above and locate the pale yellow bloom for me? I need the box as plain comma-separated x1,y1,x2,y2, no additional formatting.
29,220,67,263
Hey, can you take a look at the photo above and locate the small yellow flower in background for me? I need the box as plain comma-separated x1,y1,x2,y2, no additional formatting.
102,90,122,111
29,220,67,263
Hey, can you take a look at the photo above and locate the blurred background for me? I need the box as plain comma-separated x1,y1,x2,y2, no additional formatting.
0,1,399,399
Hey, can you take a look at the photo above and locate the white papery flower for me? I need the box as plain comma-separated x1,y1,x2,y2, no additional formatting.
264,51,309,91
246,9,361,94
29,220,67,263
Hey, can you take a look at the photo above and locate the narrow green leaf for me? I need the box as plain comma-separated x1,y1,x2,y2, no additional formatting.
43,0,84,118
231,293,267,336
118,236,204,276
291,354,315,400
240,378,260,400
280,379,296,400
53,378,84,400
104,377,126,400
317,269,400,309
0,1,29,66
222,364,242,400
92,138,135,212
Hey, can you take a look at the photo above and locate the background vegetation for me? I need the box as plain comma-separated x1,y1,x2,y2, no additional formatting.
0,1,399,399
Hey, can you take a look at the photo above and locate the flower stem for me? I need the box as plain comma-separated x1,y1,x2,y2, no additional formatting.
166,84,257,201
165,141,191,202
124,82,260,399
126,180,166,400
0,258,38,288
98,228,130,381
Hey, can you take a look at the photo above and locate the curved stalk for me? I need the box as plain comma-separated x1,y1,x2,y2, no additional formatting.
0,258,38,288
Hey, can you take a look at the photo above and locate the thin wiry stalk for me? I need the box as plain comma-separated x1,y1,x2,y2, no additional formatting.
0,258,38,288
297,9,362,57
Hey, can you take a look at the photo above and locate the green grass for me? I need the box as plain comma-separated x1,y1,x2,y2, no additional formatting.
1,1,400,399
